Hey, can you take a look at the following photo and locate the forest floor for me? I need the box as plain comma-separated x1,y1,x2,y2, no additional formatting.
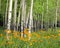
0,27,60,48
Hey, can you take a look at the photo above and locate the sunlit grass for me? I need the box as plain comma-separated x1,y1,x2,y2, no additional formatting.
0,28,60,48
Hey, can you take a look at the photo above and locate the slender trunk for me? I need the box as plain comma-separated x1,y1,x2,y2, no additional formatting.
21,0,25,37
13,0,17,31
25,10,30,28
7,0,13,30
41,2,44,30
29,0,33,40
7,0,13,40
5,0,9,29
17,10,20,31
17,0,23,31
23,3,26,29
55,0,58,30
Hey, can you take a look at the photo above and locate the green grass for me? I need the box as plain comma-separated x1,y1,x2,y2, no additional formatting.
0,27,60,48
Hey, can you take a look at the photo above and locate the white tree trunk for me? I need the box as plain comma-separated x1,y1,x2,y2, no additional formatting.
13,0,17,31
21,0,25,37
7,0,13,40
7,0,13,30
17,0,23,31
29,0,33,40
25,11,30,28
24,3,26,29
29,0,33,33
55,0,58,29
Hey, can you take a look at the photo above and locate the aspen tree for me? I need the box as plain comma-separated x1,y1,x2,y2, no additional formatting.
23,3,26,29
55,0,58,30
17,10,20,31
13,0,17,31
29,0,33,40
7,0,13,40
21,0,25,37
25,11,30,28
17,0,23,31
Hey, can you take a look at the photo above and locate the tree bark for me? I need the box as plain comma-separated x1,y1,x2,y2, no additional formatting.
29,0,33,40
7,0,13,40
21,0,26,37
13,0,17,31
55,0,58,30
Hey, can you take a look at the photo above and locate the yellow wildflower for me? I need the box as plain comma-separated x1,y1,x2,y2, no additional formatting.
0,34,2,37
20,37,24,40
44,36,50,39
24,28,28,35
58,33,60,36
4,29,11,34
29,42,32,46
58,30,60,32
27,33,32,38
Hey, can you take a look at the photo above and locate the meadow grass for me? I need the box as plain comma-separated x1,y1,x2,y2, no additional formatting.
0,28,60,48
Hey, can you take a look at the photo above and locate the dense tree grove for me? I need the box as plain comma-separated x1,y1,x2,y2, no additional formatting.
0,0,60,47
0,0,60,31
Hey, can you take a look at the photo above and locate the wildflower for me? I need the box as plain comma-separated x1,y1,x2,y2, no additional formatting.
58,33,60,36
58,30,60,32
43,36,50,39
14,35,17,38
0,34,2,37
20,37,24,40
27,33,32,38
4,29,11,34
24,28,28,35
29,42,32,46
13,32,18,38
